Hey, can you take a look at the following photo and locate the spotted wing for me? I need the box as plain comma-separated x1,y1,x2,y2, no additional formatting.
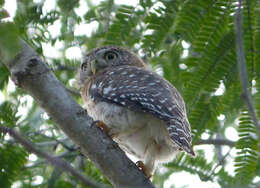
89,65,194,155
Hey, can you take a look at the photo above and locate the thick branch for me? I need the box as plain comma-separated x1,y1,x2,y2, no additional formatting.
2,40,154,188
0,126,106,188
235,0,260,133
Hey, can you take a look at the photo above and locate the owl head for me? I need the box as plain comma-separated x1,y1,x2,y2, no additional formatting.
79,46,146,85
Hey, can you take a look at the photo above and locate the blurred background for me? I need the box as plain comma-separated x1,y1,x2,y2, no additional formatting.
0,0,259,187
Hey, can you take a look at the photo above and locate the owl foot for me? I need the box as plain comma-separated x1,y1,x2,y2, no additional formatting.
94,120,111,135
93,120,118,138
136,161,152,179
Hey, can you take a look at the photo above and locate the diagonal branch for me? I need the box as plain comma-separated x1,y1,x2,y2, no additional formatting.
1,40,155,188
0,126,107,188
235,0,260,133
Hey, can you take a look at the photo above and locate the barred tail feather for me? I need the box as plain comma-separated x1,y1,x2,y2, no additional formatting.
167,119,195,157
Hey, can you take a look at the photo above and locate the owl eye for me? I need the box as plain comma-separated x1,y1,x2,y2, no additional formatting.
81,63,88,71
104,52,118,61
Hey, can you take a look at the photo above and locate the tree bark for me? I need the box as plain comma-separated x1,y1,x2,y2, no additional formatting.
2,40,155,188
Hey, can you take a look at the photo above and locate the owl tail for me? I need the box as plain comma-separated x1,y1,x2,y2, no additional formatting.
167,119,195,157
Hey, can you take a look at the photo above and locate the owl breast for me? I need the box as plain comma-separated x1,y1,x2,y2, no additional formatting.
84,95,180,163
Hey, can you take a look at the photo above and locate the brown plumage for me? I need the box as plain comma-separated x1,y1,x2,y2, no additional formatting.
79,46,195,177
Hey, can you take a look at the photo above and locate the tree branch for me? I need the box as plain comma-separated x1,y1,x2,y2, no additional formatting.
195,139,235,147
0,126,107,188
66,87,81,97
235,0,260,133
1,40,154,188
195,139,260,149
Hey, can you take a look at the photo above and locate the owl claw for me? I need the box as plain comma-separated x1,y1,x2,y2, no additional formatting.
93,120,111,135
136,161,152,179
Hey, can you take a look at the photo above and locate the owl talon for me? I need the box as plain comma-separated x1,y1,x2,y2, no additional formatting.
136,161,152,179
94,120,110,135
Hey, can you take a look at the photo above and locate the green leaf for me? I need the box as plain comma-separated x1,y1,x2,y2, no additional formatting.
0,144,28,187
234,111,259,185
0,0,4,7
54,180,75,188
0,101,19,127
57,0,79,12
0,22,20,61
0,9,9,19
0,63,9,90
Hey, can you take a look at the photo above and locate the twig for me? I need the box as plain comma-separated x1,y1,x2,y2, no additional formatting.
66,87,81,97
52,65,77,72
24,151,78,169
195,139,235,147
204,148,232,181
0,126,108,188
31,132,74,151
235,0,260,133
196,138,260,149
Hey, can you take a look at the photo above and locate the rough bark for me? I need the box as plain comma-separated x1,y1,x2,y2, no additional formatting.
2,40,155,188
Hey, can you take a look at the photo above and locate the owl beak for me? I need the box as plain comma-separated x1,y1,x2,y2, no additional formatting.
90,60,96,74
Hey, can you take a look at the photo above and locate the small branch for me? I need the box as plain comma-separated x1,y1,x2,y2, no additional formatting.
0,126,107,188
66,87,81,97
235,0,260,133
52,65,77,72
195,139,260,149
204,149,232,181
30,132,74,151
195,139,235,147
35,140,69,147
24,151,78,169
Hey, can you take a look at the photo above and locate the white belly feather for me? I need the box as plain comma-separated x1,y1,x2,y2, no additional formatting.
84,98,180,174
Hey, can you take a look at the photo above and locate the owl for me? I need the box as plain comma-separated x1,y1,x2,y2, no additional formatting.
79,46,195,177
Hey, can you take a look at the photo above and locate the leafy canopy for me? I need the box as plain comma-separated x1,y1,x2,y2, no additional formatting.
0,0,259,187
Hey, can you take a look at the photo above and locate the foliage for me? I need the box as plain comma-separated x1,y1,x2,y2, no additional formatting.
0,0,260,187
234,111,258,185
0,144,28,188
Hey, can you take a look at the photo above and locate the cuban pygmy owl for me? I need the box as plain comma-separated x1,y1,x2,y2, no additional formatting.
79,46,195,177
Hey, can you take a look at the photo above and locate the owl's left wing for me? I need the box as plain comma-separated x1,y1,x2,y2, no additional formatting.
89,65,194,156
